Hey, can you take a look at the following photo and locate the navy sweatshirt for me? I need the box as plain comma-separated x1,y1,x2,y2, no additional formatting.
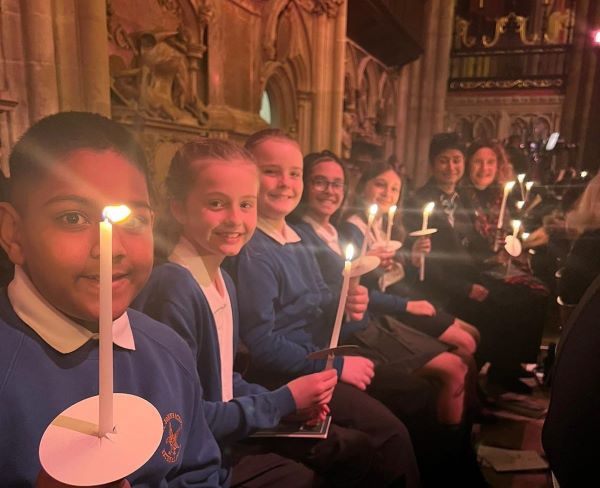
224,228,344,379
132,263,296,448
0,291,222,487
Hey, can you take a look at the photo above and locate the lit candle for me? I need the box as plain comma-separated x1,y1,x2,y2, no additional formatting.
512,219,521,238
497,181,516,230
516,200,525,210
419,202,435,282
360,204,378,256
525,181,533,201
422,202,435,230
522,232,530,240
326,244,354,370
99,204,131,437
386,205,397,242
581,171,588,179
517,174,526,200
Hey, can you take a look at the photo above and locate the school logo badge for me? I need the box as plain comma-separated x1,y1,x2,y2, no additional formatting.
161,412,183,463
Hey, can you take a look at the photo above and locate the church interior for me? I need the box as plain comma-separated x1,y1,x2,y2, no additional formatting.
1,0,600,486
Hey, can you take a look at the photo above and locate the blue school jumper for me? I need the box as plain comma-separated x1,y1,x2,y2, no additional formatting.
0,291,222,487
224,228,344,379
132,262,296,447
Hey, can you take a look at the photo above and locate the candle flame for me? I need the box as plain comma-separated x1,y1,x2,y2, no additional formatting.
516,201,525,209
512,220,521,233
522,232,530,240
424,201,435,214
388,204,397,216
369,203,378,216
505,181,516,191
525,181,534,191
102,205,131,224
517,174,525,183
345,244,354,261
581,171,588,178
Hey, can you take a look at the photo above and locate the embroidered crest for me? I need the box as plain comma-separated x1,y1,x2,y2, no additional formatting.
161,412,183,463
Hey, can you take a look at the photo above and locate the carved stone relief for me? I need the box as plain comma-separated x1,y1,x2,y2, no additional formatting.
107,0,212,126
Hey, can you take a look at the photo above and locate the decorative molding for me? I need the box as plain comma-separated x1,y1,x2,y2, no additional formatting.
446,94,564,108
158,0,182,16
227,0,262,16
455,16,476,48
449,78,563,91
482,12,538,48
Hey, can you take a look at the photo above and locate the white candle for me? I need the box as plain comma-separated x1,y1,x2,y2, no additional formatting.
360,204,378,256
99,205,131,437
512,219,521,238
497,181,516,229
525,181,533,201
326,244,354,370
422,202,435,231
386,205,397,242
419,202,435,281
517,174,526,200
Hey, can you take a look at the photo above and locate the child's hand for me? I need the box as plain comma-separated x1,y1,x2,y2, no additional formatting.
368,247,395,271
406,300,436,316
468,284,489,302
410,237,431,266
345,284,369,320
340,356,375,390
287,369,337,411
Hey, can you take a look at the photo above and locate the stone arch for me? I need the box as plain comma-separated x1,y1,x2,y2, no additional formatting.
473,116,496,141
261,62,298,133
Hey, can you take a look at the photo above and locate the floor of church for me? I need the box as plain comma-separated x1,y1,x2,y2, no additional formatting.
474,318,560,487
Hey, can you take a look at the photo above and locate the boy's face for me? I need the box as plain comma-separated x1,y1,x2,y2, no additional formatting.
431,149,465,189
252,139,303,220
363,169,401,213
6,149,154,324
173,160,258,257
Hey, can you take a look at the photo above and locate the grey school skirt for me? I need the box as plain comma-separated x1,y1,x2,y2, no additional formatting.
347,315,451,374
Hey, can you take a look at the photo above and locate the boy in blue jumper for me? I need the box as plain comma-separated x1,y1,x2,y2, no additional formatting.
225,129,420,487
0,112,222,486
134,139,349,486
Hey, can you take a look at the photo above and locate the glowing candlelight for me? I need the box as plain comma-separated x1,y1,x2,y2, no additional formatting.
326,244,354,369
581,171,588,179
511,219,521,238
525,181,534,201
517,174,526,200
497,181,515,230
99,204,131,437
516,200,525,210
360,204,378,256
422,202,435,231
386,205,397,242
522,232,530,240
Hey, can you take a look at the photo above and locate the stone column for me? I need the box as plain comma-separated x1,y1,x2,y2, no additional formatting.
404,59,422,178
76,0,111,115
21,0,59,123
311,13,330,151
52,0,84,111
414,0,440,187
432,0,454,133
394,65,410,164
329,0,348,155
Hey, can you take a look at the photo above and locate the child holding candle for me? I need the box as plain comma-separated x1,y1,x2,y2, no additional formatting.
133,139,370,487
291,152,487,486
406,133,547,394
0,112,221,486
339,162,479,356
226,129,420,487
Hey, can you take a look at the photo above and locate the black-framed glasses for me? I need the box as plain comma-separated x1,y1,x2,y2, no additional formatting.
310,177,344,191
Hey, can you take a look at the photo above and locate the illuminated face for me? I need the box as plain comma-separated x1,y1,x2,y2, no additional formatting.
306,160,345,220
10,150,154,323
172,160,258,257
252,139,303,220
469,147,498,190
362,169,401,213
432,148,465,190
